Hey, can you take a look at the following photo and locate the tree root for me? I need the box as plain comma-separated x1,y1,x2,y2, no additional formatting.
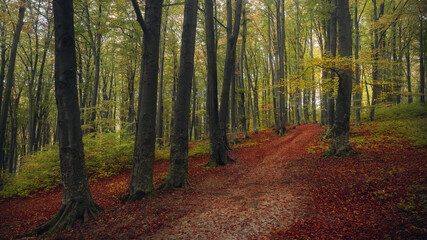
16,200,101,238
157,177,191,190
120,188,156,202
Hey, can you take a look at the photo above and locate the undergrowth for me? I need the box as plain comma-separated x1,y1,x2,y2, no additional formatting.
0,131,134,199
307,103,427,155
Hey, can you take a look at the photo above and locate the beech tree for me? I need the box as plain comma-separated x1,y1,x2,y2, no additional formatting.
126,0,163,200
160,0,198,189
32,0,101,234
327,0,355,156
218,0,243,150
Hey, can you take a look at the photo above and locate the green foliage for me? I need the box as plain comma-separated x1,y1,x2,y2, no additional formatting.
0,145,61,199
0,130,134,200
189,140,209,158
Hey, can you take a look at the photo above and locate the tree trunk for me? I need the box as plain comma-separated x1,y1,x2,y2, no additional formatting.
205,0,228,167
369,0,383,121
30,0,101,234
190,69,197,141
310,26,317,123
87,4,103,131
239,26,249,139
354,0,362,126
327,0,356,156
420,15,425,104
407,44,412,103
327,0,337,131
156,5,169,147
230,62,238,143
0,0,26,189
126,0,163,200
218,0,243,149
159,0,198,190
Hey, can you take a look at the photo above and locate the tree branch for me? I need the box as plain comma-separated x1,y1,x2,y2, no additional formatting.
198,7,227,30
131,0,148,34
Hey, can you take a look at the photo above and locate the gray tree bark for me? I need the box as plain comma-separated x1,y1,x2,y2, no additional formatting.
126,0,163,200
30,0,101,234
327,0,356,156
159,0,198,189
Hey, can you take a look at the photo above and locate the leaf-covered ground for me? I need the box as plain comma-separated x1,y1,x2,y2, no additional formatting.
0,123,425,239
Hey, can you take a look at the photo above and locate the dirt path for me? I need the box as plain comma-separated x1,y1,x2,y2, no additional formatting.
0,124,322,239
150,124,321,239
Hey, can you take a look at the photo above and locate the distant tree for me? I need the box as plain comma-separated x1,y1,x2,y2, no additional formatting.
160,0,198,189
327,0,356,156
126,0,163,200
419,15,425,104
0,0,26,189
31,0,101,234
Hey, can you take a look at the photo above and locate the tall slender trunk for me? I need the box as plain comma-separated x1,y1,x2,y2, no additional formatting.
218,0,243,148
127,0,163,200
407,44,412,103
205,0,228,167
156,5,169,147
327,0,337,130
354,0,362,125
160,0,198,189
87,4,102,129
310,25,316,123
0,1,26,188
420,15,425,104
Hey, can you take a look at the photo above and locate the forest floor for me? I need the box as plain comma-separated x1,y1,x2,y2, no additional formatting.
1,123,426,239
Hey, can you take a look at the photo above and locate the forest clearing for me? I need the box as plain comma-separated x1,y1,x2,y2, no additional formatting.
0,0,426,239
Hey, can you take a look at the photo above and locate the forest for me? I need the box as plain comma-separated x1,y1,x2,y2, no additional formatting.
0,0,426,239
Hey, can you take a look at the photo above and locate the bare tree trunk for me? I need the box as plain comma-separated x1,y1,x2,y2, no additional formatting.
420,15,425,104
205,0,228,167
218,0,242,149
156,5,169,147
327,0,356,156
30,0,101,234
159,0,198,189
407,44,413,103
354,0,362,126
126,0,163,200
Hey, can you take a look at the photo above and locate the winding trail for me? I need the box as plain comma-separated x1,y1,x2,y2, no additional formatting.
0,124,322,239
151,124,321,239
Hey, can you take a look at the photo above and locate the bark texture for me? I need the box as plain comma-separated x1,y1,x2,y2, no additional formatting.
127,0,163,200
327,0,356,156
159,0,198,189
30,0,101,234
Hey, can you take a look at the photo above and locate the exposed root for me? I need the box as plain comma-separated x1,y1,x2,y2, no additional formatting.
17,200,101,238
120,188,156,202
157,177,191,190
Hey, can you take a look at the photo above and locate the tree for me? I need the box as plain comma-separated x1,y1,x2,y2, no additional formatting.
205,0,228,167
327,0,356,156
31,0,101,234
419,15,425,104
0,0,26,188
160,0,198,189
126,0,163,200
218,0,242,149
